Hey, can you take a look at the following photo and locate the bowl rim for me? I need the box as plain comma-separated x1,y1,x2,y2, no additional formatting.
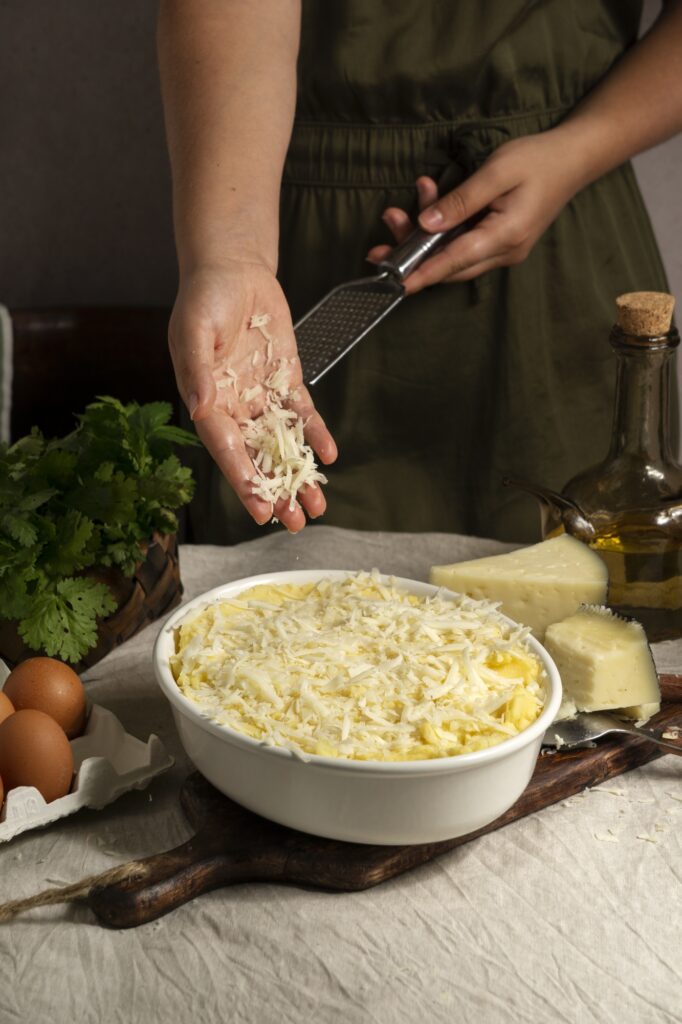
153,569,562,775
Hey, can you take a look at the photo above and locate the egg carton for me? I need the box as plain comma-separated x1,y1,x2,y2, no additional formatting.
0,660,173,843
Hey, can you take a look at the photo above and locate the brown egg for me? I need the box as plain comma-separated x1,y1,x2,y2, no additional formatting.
0,709,74,803
0,691,14,726
0,774,4,810
4,657,86,739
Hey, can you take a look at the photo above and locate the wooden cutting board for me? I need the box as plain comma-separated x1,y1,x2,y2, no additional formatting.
88,675,681,929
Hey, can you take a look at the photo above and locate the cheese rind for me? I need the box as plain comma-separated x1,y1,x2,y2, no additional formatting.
429,535,608,640
544,606,660,722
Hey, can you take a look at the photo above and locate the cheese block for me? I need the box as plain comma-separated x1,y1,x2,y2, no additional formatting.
544,606,660,723
430,534,608,640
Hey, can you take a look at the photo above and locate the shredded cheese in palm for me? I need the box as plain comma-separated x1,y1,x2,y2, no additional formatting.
238,313,326,512
171,571,546,762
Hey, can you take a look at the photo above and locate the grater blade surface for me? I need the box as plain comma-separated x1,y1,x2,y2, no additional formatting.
294,274,404,385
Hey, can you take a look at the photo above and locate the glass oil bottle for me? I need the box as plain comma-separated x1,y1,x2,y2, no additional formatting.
561,292,682,641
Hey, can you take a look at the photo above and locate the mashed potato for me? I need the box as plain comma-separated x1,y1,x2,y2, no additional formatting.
171,571,546,762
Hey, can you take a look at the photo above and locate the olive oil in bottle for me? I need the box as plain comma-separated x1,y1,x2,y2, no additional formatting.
562,292,682,641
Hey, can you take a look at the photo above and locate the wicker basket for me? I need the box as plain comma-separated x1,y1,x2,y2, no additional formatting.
0,533,182,674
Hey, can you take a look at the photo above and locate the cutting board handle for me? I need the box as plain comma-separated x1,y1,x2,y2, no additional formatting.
87,835,285,929
87,677,682,929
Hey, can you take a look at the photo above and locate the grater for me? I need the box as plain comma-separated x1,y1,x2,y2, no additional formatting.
295,220,467,386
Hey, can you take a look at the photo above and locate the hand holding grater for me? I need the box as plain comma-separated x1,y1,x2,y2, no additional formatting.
294,167,470,385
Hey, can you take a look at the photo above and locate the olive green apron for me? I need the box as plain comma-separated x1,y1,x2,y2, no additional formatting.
188,0,668,545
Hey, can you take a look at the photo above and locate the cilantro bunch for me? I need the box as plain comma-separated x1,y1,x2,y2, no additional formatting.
0,397,200,663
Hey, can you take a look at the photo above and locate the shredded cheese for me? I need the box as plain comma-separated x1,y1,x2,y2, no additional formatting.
240,385,263,403
171,571,546,762
249,313,274,336
230,313,327,512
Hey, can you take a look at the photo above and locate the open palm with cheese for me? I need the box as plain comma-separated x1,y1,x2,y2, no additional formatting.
171,572,546,762
169,263,337,532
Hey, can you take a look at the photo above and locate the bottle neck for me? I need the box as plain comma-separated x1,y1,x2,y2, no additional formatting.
608,327,678,463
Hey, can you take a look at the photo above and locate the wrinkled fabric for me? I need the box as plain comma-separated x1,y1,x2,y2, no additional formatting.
1,531,680,1024
295,0,643,126
190,2,668,550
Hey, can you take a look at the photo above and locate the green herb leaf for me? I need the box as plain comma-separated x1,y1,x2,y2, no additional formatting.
34,448,78,490
69,467,137,526
131,400,173,436
1,512,38,547
18,489,58,512
139,455,195,508
8,428,45,462
97,539,143,575
42,510,98,576
150,424,201,448
0,567,40,620
19,577,117,664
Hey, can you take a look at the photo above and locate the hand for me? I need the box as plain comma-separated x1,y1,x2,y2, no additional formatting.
169,259,338,532
367,129,583,294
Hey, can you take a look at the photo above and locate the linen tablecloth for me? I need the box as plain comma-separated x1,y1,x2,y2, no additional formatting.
1,527,680,1024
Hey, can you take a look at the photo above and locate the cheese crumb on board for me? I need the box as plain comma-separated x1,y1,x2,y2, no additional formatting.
430,535,607,641
594,830,619,843
232,313,327,513
544,606,660,723
171,571,547,762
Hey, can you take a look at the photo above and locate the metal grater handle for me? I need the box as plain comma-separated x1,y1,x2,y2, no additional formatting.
376,222,467,282
377,161,471,281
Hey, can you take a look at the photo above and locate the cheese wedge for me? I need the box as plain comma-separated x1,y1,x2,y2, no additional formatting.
544,606,660,723
430,535,608,640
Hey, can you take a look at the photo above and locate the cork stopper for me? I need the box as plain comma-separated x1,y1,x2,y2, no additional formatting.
615,291,675,336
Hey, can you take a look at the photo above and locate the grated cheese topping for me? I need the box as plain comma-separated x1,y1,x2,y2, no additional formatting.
236,313,326,512
171,571,546,762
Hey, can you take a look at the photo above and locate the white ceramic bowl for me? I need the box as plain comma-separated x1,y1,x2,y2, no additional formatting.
154,570,562,845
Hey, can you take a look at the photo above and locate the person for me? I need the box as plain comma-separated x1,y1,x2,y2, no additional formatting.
157,0,682,545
